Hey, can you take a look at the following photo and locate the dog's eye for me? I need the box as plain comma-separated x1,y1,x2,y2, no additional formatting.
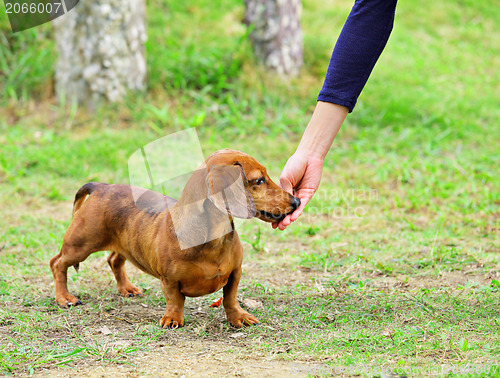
255,177,265,185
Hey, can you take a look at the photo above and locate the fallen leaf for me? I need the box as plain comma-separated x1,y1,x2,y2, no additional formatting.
98,325,112,335
243,298,263,309
230,332,245,338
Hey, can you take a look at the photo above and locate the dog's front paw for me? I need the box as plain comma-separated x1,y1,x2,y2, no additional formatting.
160,313,184,329
226,310,259,328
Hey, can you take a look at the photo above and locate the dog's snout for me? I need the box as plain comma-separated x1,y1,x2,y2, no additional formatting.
290,196,301,211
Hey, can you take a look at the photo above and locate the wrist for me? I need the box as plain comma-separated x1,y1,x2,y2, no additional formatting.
295,143,326,162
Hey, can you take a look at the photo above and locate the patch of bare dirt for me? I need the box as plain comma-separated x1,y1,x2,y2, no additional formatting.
32,342,322,377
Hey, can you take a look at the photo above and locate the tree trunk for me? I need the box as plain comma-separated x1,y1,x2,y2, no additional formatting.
244,0,303,77
53,0,146,107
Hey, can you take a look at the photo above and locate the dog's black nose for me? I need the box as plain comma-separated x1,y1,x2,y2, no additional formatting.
290,197,301,211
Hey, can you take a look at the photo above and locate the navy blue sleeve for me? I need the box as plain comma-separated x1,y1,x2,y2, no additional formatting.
317,0,397,112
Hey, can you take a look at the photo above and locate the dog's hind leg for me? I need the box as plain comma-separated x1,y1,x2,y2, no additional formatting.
50,242,94,307
107,252,143,297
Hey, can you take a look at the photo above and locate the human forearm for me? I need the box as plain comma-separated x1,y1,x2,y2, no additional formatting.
296,101,348,160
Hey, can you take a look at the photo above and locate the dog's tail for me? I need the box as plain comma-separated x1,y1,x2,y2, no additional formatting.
73,182,99,214
72,182,101,273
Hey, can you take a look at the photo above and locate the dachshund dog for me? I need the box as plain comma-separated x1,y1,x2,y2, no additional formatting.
50,149,300,328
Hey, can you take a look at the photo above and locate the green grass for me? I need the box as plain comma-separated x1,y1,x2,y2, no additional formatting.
1,0,499,375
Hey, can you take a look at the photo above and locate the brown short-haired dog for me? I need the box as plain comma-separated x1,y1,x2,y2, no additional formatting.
50,149,300,328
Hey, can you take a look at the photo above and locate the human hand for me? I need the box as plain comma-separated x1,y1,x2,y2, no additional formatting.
272,102,347,230
272,151,324,231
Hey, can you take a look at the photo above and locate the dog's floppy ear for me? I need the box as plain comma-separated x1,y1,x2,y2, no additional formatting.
206,164,256,219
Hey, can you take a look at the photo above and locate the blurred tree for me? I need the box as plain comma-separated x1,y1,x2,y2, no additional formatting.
244,0,303,77
53,0,146,107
